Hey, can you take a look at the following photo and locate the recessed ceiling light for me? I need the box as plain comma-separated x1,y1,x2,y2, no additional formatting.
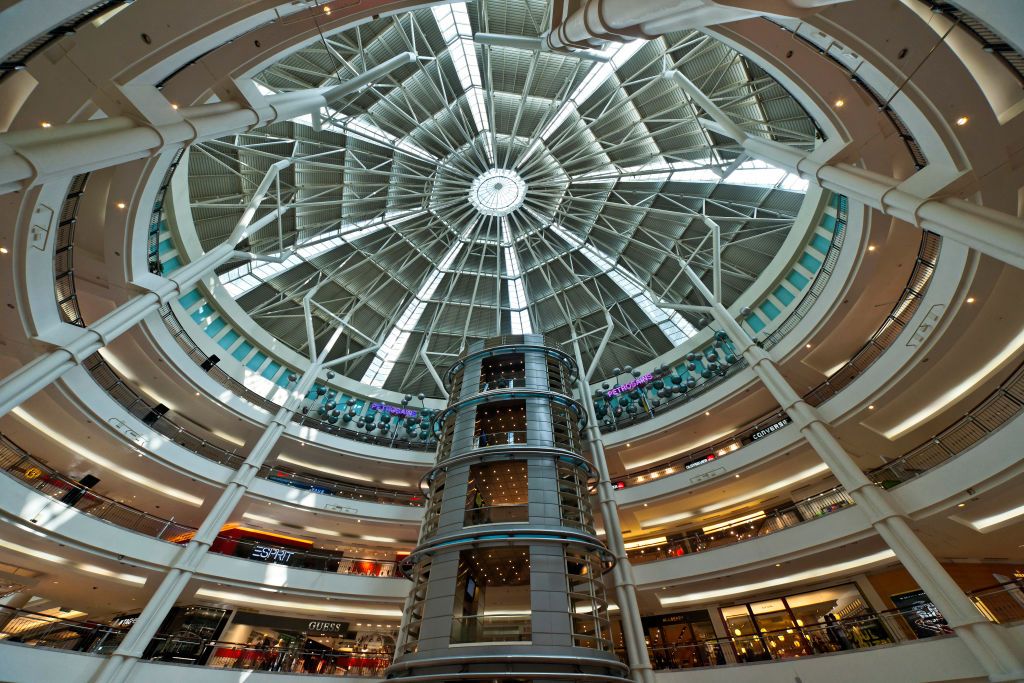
955,115,969,126
40,122,52,128
171,104,179,110
116,202,126,209
966,297,975,304
704,411,710,416
734,474,740,479
834,99,845,108
0,247,7,254
957,503,966,508
805,343,812,349
868,405,875,410
868,245,876,251
626,443,631,447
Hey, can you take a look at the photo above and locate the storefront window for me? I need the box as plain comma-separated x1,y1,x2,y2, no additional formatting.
643,610,725,669
721,583,894,663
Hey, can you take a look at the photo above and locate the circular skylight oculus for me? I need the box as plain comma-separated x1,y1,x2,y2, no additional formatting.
469,168,527,217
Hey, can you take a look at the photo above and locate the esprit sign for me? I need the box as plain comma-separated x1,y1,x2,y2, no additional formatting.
750,417,790,441
250,545,296,564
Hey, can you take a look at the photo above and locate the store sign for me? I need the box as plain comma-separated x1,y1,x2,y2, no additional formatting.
249,545,296,564
751,417,790,441
606,374,654,399
370,402,418,419
307,620,348,633
23,467,41,480
684,453,716,470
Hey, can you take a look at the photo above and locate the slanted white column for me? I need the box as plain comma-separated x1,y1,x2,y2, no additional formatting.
88,325,365,683
0,52,417,195
664,70,1024,270
572,338,655,683
0,159,292,418
667,263,1024,681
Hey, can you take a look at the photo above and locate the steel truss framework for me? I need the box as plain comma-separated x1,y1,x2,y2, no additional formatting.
180,0,817,396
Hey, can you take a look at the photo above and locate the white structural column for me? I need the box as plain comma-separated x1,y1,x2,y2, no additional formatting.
0,159,292,419
668,266,1024,682
571,335,654,683
663,70,1024,270
90,322,369,683
0,52,417,195
543,0,850,52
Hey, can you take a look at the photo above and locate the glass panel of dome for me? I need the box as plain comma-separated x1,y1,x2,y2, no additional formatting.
432,3,492,161
549,223,696,345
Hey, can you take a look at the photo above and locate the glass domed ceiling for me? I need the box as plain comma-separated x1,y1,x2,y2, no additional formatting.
181,0,818,396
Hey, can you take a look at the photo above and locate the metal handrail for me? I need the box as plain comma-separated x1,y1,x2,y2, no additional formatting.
626,487,855,564
634,581,1024,670
0,433,405,576
0,606,393,676
867,361,1024,486
81,353,423,506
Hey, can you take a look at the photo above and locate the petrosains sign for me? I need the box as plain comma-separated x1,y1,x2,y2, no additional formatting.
751,417,790,441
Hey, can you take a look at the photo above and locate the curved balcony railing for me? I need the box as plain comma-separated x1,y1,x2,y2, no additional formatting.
867,361,1024,487
0,606,393,676
616,229,939,486
629,582,1024,671
81,353,423,506
158,306,436,452
0,433,405,577
625,487,854,564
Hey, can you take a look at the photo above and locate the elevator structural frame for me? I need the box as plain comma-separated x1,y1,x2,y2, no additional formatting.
388,334,630,682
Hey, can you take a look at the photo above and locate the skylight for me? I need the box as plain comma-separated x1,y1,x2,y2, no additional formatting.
433,3,492,161
502,218,533,335
219,209,423,297
574,157,809,192
549,222,697,345
517,41,646,169
360,220,477,387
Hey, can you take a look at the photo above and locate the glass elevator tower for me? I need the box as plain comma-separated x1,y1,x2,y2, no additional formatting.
387,334,628,681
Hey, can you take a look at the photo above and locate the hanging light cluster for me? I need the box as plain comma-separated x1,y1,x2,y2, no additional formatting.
295,372,436,443
594,331,738,425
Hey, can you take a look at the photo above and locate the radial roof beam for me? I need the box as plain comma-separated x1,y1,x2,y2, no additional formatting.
360,219,478,388
501,218,534,335
432,3,493,162
219,208,425,297
572,157,809,191
516,40,647,171
548,222,697,345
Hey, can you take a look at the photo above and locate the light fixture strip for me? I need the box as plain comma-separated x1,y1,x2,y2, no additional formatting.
550,222,695,345
432,3,492,161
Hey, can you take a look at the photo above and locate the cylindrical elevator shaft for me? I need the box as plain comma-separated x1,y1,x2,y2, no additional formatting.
387,334,628,682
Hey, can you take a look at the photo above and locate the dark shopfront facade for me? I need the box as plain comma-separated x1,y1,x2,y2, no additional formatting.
641,610,724,669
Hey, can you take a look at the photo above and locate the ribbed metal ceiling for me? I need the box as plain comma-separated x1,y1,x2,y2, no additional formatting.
179,1,820,396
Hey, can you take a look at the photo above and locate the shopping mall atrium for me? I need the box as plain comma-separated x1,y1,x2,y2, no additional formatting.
1,0,1024,681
